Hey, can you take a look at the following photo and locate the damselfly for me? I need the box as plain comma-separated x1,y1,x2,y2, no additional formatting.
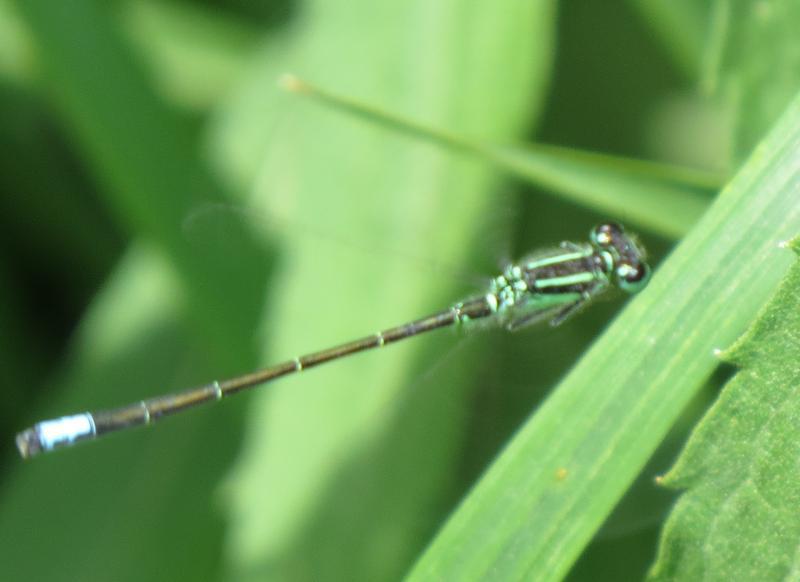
16,222,650,458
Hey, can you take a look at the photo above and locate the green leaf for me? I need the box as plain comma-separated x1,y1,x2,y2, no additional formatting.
647,238,800,580
406,92,800,581
281,74,721,239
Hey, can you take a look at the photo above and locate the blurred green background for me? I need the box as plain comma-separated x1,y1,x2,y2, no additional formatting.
0,0,793,580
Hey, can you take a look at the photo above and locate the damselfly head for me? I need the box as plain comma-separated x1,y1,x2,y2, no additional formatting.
590,222,651,294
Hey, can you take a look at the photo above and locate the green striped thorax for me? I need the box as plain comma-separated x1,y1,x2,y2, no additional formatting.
488,222,650,330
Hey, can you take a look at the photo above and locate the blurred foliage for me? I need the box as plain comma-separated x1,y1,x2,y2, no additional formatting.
0,1,797,581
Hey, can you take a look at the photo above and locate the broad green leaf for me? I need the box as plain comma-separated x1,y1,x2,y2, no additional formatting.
407,92,800,581
647,238,800,580
706,0,800,159
280,74,721,239
209,2,556,581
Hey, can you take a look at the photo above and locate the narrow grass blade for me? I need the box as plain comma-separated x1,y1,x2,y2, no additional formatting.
406,92,800,582
281,74,722,238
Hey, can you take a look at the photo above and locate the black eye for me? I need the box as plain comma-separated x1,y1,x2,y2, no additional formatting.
626,264,647,282
592,222,623,246
602,222,624,236
617,263,651,293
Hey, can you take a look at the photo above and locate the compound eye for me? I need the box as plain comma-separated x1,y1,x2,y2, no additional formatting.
617,262,651,293
592,222,623,247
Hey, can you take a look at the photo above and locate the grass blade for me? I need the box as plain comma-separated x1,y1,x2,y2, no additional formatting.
281,74,722,238
406,91,800,581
